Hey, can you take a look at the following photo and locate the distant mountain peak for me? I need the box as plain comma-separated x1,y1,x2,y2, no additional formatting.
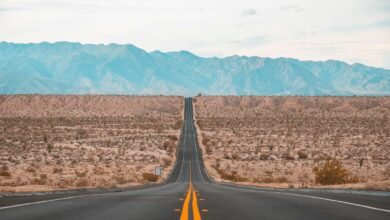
0,41,389,96
166,50,199,58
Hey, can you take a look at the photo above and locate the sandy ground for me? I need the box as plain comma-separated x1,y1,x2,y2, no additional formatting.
194,96,390,190
0,95,183,192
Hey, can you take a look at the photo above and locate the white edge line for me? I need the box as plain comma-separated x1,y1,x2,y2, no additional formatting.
282,192,390,213
0,194,93,210
0,181,180,211
214,184,390,213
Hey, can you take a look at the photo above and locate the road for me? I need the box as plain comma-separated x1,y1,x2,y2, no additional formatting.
0,97,389,219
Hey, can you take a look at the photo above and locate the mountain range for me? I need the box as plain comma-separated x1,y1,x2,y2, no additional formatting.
0,42,389,96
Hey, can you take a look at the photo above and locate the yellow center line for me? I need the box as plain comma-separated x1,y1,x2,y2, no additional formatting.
192,184,202,220
180,184,192,220
179,138,204,220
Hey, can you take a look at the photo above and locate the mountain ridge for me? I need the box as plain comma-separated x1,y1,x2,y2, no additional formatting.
0,41,389,96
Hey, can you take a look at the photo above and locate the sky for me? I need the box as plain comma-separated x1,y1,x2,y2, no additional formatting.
0,0,389,68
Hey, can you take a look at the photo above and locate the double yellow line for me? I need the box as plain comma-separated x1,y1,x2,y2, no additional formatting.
180,164,202,220
180,183,201,220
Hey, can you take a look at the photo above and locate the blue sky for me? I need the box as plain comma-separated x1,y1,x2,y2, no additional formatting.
0,0,389,68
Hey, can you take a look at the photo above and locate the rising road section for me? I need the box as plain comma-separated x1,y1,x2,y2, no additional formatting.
0,98,389,219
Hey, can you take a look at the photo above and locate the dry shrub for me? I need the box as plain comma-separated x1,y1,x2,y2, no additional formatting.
26,166,36,173
313,158,359,185
142,173,159,182
53,167,63,173
40,174,47,179
259,153,270,160
261,177,274,183
298,150,308,159
58,179,75,188
214,167,247,182
76,179,88,187
172,120,182,130
162,141,175,153
114,175,127,184
202,137,209,146
93,166,105,175
167,135,178,142
282,152,295,160
31,177,46,185
0,165,11,177
162,158,172,167
76,171,87,177
275,177,288,183
47,143,53,153
205,145,212,154
76,129,88,139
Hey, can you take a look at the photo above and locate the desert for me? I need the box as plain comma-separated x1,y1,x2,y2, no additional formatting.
194,96,390,190
1,95,389,192
0,95,183,192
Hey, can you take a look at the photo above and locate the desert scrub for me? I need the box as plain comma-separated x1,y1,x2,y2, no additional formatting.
162,139,176,155
213,166,247,182
142,173,159,182
0,96,183,192
313,158,359,185
172,120,183,130
162,157,172,167
0,165,11,177
194,96,390,186
167,135,178,142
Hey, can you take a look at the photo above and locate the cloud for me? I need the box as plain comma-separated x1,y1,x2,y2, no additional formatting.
0,7,22,12
281,4,304,12
230,35,268,47
330,19,390,32
241,8,256,16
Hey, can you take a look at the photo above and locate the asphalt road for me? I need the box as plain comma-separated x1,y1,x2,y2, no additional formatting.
0,97,389,220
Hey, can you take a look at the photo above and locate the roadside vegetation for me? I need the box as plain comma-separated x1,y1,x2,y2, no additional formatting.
313,158,359,185
194,96,390,190
0,95,183,192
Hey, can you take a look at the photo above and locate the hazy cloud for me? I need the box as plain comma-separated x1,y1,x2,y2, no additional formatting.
0,7,22,12
330,19,390,31
241,8,256,16
230,35,268,47
281,4,304,12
